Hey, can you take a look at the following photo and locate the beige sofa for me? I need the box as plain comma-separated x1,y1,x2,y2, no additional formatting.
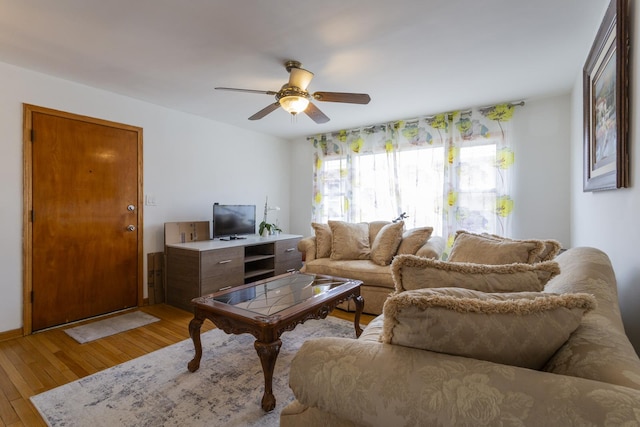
281,247,640,426
298,220,445,315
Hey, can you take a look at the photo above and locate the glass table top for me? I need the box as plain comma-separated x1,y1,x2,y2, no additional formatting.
207,273,351,316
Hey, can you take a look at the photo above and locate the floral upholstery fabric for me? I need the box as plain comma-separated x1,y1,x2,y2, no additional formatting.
543,247,640,389
391,255,560,293
282,247,640,426
283,337,640,427
380,288,596,369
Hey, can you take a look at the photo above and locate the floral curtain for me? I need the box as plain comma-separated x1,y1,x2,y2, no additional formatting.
309,103,519,255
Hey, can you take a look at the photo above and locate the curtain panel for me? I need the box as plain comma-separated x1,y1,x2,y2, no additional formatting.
309,103,519,255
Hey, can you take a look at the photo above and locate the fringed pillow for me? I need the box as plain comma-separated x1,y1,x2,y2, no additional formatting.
391,255,560,293
448,230,545,264
480,232,562,262
380,287,596,369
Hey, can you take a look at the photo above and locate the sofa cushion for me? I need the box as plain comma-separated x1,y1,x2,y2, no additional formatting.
448,230,545,264
311,222,332,259
304,258,395,289
370,221,404,266
380,287,597,369
481,232,562,262
368,220,391,245
391,255,560,293
329,221,371,260
542,247,640,389
397,227,434,255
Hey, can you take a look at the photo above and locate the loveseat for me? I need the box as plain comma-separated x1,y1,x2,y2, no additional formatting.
299,220,445,314
281,246,640,426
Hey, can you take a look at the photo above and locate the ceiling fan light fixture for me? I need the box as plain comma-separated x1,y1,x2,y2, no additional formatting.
279,95,309,114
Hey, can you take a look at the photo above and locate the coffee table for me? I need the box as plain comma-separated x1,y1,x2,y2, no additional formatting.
187,272,364,411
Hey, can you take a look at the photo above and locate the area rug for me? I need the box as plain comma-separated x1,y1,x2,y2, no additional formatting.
64,311,160,343
32,316,357,426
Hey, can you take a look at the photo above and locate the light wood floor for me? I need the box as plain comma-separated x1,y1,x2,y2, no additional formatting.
0,304,373,426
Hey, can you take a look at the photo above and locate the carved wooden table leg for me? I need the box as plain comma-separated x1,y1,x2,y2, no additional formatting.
353,295,364,338
254,339,282,411
187,315,204,372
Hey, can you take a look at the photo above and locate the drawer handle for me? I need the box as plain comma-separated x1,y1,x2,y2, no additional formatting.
219,286,232,291
218,260,233,264
286,269,296,273
285,248,295,252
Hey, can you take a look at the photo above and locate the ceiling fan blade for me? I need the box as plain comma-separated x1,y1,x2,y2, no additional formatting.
215,87,278,95
304,102,330,124
288,67,314,90
248,102,281,120
312,92,371,104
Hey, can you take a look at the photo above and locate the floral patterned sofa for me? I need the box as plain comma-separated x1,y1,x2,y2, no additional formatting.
281,245,640,426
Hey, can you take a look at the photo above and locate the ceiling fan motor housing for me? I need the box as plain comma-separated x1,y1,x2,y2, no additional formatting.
277,85,309,101
215,59,369,123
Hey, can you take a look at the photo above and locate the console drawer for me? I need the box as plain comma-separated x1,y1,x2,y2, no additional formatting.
201,247,244,278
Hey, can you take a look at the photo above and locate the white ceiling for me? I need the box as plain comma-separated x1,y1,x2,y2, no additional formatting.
0,0,608,140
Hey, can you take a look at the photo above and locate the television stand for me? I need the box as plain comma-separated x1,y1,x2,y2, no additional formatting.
165,234,303,311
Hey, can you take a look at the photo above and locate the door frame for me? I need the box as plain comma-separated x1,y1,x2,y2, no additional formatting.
22,104,144,335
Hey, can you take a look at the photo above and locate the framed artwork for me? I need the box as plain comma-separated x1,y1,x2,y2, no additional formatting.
583,0,629,192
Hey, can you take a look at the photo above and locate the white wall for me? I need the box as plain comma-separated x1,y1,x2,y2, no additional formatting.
570,0,640,354
289,140,315,237
511,94,572,246
289,94,574,246
0,61,291,333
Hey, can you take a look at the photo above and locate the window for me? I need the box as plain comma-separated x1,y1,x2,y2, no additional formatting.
310,105,518,249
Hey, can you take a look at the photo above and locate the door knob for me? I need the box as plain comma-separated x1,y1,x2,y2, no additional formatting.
127,205,136,211
127,225,136,232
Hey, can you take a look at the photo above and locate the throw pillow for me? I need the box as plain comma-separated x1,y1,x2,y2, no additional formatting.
368,220,391,245
482,232,562,262
396,227,434,255
312,222,332,258
448,230,545,264
370,221,405,266
380,287,596,369
391,255,560,293
329,221,371,260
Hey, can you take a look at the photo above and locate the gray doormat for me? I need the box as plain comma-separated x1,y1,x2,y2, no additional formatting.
64,311,160,343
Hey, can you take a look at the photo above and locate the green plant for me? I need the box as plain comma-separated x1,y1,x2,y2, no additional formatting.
259,221,282,236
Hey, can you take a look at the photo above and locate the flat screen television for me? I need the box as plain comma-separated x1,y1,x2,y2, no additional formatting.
212,204,256,239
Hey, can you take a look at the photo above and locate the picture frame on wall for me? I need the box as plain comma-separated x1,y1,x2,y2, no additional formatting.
583,0,629,192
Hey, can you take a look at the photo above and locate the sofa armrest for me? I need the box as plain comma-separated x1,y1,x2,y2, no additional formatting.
288,337,640,426
415,235,445,259
298,236,317,262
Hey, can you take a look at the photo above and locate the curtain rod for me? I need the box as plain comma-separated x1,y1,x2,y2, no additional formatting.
306,100,526,140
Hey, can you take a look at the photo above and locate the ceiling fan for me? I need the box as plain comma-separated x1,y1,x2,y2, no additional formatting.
215,60,371,124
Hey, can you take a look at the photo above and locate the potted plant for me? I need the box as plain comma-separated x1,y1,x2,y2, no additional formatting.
259,221,282,237
260,196,282,236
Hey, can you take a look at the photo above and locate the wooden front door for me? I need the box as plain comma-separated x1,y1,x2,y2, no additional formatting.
24,105,143,332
